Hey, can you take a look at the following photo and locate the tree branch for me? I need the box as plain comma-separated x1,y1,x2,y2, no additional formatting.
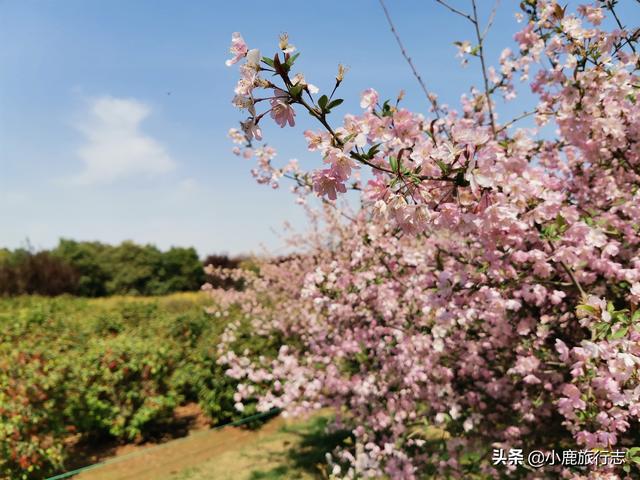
434,0,474,22
470,0,497,136
379,0,442,119
482,0,500,40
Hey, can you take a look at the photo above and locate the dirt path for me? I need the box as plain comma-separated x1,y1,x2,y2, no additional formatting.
73,412,337,480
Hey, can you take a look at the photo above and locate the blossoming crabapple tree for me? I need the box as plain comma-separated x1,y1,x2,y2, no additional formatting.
217,1,640,478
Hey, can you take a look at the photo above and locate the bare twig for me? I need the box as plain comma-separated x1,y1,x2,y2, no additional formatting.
470,0,497,136
535,227,586,297
607,1,637,54
482,0,500,40
553,252,587,298
496,110,538,133
434,0,474,22
378,0,442,119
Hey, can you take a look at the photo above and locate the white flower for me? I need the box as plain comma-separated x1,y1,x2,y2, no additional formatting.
292,73,319,94
279,33,296,54
463,417,474,432
450,404,461,420
246,48,261,69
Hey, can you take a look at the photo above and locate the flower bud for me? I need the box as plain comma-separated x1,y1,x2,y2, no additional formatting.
336,64,348,82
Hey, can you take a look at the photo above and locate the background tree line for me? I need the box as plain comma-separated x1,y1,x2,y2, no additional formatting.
0,239,244,296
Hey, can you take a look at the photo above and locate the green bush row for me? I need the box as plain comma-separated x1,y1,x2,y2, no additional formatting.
0,294,276,480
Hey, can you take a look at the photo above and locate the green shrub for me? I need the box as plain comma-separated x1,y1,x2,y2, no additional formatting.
0,349,69,480
65,335,181,441
53,240,205,296
0,294,275,479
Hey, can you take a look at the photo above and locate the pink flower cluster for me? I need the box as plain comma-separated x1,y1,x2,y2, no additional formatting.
221,2,640,478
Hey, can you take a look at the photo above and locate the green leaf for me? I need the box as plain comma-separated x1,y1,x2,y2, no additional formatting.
318,95,329,111
381,100,393,117
594,322,611,340
289,84,303,98
389,156,399,173
261,57,275,67
285,52,300,67
435,160,449,175
627,447,640,457
577,304,597,315
327,99,343,110
555,213,568,233
541,224,559,240
366,144,381,159
610,326,628,340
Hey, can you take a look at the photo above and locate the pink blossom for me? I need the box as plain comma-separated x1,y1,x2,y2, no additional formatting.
270,89,296,128
311,168,347,200
240,118,262,141
360,88,378,110
222,4,640,476
225,32,248,66
559,384,587,411
555,339,570,362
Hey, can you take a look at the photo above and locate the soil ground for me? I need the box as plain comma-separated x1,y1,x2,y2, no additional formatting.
66,407,346,480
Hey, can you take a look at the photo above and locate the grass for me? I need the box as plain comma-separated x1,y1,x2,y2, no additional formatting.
162,413,350,480
75,411,350,480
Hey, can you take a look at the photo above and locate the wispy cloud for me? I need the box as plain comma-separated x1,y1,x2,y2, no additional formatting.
72,96,175,184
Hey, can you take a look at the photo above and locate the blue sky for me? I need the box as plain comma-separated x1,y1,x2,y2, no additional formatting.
1,1,634,256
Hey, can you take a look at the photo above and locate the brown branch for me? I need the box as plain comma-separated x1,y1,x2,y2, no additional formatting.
434,0,474,22
607,1,637,54
545,239,586,297
496,110,538,133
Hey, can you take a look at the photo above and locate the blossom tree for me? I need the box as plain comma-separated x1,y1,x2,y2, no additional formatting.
216,1,640,478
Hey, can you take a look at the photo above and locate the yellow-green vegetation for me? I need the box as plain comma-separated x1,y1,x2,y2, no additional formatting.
0,293,278,480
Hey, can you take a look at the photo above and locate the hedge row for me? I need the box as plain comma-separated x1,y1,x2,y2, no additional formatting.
0,293,275,480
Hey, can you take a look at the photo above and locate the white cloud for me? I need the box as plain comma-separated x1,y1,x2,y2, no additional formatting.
72,96,175,184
